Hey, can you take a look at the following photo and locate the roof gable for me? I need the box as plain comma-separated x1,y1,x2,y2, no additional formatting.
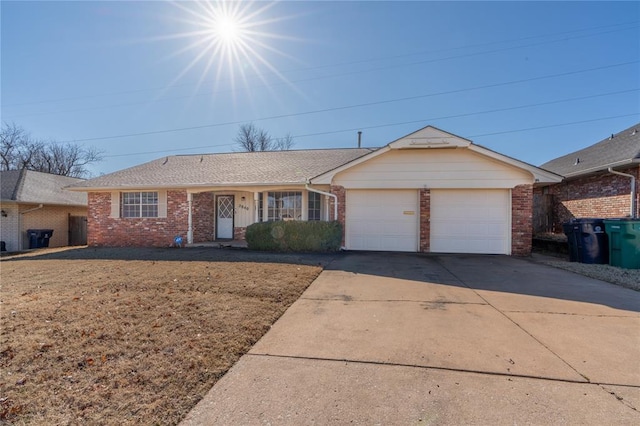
312,126,561,185
388,125,471,149
1,170,87,206
540,122,640,177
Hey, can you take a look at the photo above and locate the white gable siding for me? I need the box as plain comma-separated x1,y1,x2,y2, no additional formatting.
332,149,532,189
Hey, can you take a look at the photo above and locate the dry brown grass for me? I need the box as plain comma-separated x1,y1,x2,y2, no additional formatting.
0,247,325,425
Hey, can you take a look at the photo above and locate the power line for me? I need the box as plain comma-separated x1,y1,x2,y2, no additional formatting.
60,60,639,144
8,24,639,120
4,20,637,109
285,89,640,141
102,90,639,158
467,114,639,139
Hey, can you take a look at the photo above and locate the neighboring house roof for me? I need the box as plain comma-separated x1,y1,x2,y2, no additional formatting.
0,169,88,206
540,122,640,178
68,148,375,190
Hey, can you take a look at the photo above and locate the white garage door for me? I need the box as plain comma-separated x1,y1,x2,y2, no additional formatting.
430,189,510,255
346,190,418,252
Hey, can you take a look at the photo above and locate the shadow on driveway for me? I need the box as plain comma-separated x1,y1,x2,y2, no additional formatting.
5,247,638,313
327,251,640,314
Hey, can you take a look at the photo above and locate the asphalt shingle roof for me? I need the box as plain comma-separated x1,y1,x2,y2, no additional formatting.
1,169,87,205
540,122,640,177
70,148,376,190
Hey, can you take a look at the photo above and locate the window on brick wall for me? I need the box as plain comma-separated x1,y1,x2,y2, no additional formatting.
121,191,159,218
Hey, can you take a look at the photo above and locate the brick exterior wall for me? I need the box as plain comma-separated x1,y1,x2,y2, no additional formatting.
330,185,346,246
512,184,533,256
536,165,639,233
234,227,247,240
88,191,189,247
419,189,430,253
192,192,214,243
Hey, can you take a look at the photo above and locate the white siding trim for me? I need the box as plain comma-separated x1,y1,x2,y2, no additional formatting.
158,190,167,218
110,192,119,218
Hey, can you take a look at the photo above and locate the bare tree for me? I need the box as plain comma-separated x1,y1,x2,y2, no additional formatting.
1,122,103,178
273,133,295,151
234,123,294,151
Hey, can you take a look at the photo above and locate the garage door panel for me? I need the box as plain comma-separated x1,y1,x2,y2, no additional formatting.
431,189,510,255
346,190,418,252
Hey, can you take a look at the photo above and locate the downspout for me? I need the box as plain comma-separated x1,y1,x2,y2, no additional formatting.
187,193,193,244
20,203,44,215
305,183,338,221
608,168,637,218
19,204,44,250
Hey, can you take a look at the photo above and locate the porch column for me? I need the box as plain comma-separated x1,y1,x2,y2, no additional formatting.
187,192,193,244
254,192,260,223
325,195,330,221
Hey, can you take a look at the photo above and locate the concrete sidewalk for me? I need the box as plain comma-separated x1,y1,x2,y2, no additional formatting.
181,253,640,425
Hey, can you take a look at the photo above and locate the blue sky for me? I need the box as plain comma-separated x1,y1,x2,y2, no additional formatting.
2,1,639,177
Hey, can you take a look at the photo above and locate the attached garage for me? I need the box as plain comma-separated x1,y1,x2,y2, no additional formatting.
346,189,418,252
430,189,510,254
310,126,563,256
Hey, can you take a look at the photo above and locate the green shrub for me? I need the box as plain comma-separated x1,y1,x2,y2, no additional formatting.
245,221,342,252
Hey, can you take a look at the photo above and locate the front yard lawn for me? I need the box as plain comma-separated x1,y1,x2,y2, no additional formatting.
0,247,323,424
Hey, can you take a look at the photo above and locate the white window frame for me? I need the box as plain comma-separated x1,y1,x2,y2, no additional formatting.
121,191,159,218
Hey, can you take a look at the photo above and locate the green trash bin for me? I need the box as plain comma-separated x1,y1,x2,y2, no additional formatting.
603,219,640,269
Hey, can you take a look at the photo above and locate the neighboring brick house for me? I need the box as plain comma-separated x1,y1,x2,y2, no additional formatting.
68,126,561,255
0,169,88,251
535,122,640,233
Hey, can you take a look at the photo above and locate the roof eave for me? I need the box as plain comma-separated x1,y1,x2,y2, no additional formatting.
310,147,390,184
66,181,312,192
561,158,639,179
467,145,563,184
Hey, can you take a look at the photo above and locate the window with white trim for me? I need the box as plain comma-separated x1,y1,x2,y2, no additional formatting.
308,192,321,221
121,191,159,218
267,192,302,221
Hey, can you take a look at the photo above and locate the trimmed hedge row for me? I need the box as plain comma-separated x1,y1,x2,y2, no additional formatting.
245,221,342,252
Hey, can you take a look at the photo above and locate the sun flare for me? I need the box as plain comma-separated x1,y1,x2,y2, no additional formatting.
215,15,241,44
166,0,296,93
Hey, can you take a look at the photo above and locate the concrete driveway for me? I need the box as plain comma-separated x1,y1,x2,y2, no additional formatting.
182,253,640,425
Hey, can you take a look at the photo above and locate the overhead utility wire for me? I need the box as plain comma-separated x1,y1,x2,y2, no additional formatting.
284,89,640,141
8,24,639,120
103,113,639,159
59,60,639,144
5,20,638,108
102,90,638,158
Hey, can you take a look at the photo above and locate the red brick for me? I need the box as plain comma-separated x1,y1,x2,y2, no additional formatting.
512,184,533,256
419,189,430,253
88,191,189,247
538,165,639,232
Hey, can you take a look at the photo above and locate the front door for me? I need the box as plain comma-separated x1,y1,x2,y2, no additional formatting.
216,195,234,239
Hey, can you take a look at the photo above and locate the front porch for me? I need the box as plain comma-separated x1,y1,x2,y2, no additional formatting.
188,186,336,245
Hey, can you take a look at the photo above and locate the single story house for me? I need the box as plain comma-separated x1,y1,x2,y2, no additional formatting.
535,122,639,233
0,169,88,251
68,126,561,255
